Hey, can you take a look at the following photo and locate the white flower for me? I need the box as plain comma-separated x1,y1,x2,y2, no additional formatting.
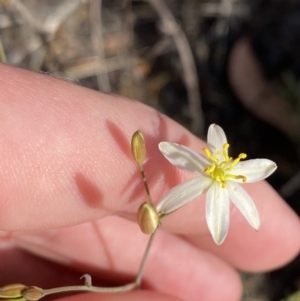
157,124,277,244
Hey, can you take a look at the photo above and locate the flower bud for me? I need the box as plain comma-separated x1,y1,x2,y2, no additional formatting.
138,203,159,234
22,287,44,301
0,283,27,299
131,131,146,166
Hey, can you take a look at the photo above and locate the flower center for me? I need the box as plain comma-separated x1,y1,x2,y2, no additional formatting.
203,143,247,188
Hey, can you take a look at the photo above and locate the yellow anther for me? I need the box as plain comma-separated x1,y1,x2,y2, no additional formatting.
239,153,247,159
221,181,226,188
241,176,247,183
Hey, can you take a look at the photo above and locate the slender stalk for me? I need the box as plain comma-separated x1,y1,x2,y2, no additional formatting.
139,165,154,206
42,282,136,296
23,230,157,300
135,230,157,287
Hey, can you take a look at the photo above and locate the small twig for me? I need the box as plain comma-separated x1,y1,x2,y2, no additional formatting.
0,38,7,63
279,170,300,198
5,0,84,70
145,36,172,61
8,0,83,37
61,55,129,80
219,0,234,18
147,0,204,137
43,0,83,37
9,0,43,34
198,3,249,18
122,0,135,80
89,0,111,92
181,0,198,42
228,38,300,140
121,0,146,101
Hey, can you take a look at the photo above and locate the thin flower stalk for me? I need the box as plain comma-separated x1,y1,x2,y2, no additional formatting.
0,229,157,301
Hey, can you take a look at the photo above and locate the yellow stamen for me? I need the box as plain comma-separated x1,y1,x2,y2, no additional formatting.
230,153,247,169
203,148,218,163
203,143,247,187
225,174,247,182
204,163,216,174
223,143,230,161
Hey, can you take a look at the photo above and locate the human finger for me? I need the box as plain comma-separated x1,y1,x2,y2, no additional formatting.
0,64,298,274
6,216,241,301
56,291,184,301
0,63,196,230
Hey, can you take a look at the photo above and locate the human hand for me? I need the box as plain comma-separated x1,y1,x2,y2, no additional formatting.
0,64,299,301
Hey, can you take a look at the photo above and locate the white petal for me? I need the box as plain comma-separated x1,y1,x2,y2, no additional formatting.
232,159,277,183
156,176,212,214
158,142,210,175
207,124,228,159
206,181,230,245
227,181,260,230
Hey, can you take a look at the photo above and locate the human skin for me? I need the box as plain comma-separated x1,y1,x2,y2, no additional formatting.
0,63,299,301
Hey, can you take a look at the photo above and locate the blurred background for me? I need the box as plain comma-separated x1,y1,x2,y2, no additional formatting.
0,0,299,300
